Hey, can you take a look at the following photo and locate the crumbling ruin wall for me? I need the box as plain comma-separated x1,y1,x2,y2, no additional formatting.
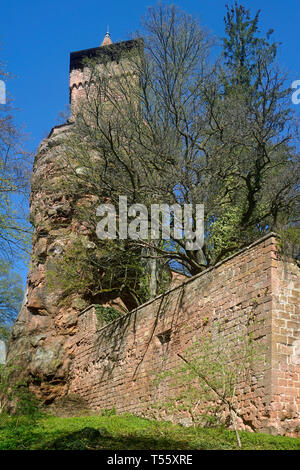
69,234,300,436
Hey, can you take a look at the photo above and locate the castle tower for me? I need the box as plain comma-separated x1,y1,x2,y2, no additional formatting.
6,35,140,403
69,36,140,116
101,30,112,46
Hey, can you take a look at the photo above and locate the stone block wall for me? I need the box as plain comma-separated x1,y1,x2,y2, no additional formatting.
69,40,141,115
69,234,300,435
269,256,300,434
69,67,90,114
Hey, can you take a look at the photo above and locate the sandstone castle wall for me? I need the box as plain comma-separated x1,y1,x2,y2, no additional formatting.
69,234,300,436
6,39,299,437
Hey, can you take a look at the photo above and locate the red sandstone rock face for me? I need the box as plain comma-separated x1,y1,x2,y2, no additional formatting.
7,122,132,403
6,124,87,401
6,40,159,405
170,272,189,288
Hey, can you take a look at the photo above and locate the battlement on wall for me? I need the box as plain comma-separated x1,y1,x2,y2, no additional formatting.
69,233,300,436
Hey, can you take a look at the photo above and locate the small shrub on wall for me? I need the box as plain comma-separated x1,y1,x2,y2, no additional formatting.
94,305,123,327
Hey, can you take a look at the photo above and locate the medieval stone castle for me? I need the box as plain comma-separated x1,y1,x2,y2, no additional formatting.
6,34,300,436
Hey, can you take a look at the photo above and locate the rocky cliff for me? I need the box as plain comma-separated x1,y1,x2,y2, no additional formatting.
6,122,90,401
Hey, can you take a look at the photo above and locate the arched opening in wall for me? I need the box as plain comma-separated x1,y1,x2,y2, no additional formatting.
88,290,137,314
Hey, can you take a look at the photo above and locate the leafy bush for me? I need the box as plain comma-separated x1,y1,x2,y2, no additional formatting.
94,305,123,326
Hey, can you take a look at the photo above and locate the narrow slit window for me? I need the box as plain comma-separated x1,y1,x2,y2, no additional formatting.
157,329,172,344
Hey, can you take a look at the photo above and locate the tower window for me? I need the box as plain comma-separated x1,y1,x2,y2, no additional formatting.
157,329,172,344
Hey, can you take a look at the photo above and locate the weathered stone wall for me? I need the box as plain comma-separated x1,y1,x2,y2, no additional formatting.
269,257,300,434
69,40,141,116
69,66,91,115
69,234,300,435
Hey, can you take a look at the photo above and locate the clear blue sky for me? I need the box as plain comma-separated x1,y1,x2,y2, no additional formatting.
1,0,300,287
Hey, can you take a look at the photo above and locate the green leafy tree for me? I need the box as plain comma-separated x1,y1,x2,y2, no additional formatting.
208,2,300,262
47,236,154,310
223,2,277,88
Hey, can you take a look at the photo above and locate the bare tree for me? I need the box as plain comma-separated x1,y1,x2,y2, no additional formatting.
155,324,266,448
0,58,32,260
55,3,299,304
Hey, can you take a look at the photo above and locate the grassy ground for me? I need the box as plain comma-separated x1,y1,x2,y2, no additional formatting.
0,412,299,450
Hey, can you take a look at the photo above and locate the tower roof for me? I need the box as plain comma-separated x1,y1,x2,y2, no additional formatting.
70,39,143,72
101,31,112,47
